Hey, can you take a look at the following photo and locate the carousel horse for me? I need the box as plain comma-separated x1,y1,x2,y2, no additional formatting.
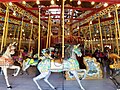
23,44,86,90
0,42,20,89
109,53,120,90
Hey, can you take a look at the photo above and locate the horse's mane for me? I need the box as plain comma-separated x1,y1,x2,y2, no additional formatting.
64,45,74,59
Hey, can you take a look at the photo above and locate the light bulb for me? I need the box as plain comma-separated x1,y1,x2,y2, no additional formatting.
108,13,111,17
42,26,45,29
90,21,92,24
36,0,40,5
77,0,81,5
51,0,55,5
104,3,108,7
22,1,26,5
13,11,16,16
30,19,33,23
9,2,13,6
77,26,79,29
117,4,120,7
91,1,95,5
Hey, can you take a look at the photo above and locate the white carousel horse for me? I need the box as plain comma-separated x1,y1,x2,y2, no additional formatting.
0,42,20,89
23,44,86,90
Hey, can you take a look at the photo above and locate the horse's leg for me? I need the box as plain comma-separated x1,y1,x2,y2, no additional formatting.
110,70,120,88
110,77,120,88
9,65,20,76
1,67,12,88
70,70,85,90
76,69,86,80
33,72,49,90
44,71,56,90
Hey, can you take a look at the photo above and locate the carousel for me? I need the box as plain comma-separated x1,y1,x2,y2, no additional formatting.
0,0,120,90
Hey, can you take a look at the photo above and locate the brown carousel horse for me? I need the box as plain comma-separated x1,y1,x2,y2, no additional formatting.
109,53,120,90
0,42,20,89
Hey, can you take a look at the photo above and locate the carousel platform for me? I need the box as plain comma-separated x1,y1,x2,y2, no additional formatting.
0,67,118,90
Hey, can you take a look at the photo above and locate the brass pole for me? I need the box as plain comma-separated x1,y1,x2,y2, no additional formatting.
109,24,114,52
62,0,65,58
78,27,80,43
89,22,93,53
19,17,24,51
1,4,9,52
17,27,20,44
28,22,33,52
104,29,107,44
115,5,120,38
4,10,9,46
98,17,104,52
38,6,41,58
13,26,17,42
46,15,50,49
49,19,52,48
114,12,119,55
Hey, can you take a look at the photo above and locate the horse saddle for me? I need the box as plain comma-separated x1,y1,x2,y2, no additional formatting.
50,58,63,70
0,57,14,66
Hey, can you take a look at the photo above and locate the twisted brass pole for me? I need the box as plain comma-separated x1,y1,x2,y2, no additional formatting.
62,0,65,58
38,6,41,58
19,17,24,51
1,4,9,52
28,22,33,52
98,17,104,52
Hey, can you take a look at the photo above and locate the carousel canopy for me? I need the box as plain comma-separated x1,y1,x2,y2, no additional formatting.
0,0,120,44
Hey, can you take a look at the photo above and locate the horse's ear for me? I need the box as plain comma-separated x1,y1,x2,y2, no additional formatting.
9,43,12,47
15,43,18,46
12,42,16,45
76,44,80,47
74,44,80,48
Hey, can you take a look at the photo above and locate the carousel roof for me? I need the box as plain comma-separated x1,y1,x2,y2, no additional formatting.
0,0,120,42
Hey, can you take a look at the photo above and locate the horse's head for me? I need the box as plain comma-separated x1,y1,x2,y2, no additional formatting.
73,44,82,57
6,42,17,55
41,48,50,56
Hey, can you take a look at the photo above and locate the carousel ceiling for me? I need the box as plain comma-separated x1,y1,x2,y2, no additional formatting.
0,0,120,42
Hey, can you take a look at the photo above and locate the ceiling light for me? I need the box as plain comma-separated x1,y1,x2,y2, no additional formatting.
42,26,45,29
23,33,25,36
22,29,24,32
104,3,108,7
30,19,33,23
90,21,92,24
68,32,70,35
70,0,72,2
51,0,55,5
9,2,13,6
10,33,12,35
22,1,26,5
77,0,81,5
13,11,16,16
117,4,120,7
51,33,53,36
36,0,40,5
91,1,95,5
77,26,79,29
108,12,111,17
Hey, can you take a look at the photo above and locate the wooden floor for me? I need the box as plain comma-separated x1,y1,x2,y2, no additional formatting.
0,67,119,90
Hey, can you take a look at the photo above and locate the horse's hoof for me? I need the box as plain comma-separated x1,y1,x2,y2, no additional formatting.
54,87,57,90
12,74,17,77
7,86,12,89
